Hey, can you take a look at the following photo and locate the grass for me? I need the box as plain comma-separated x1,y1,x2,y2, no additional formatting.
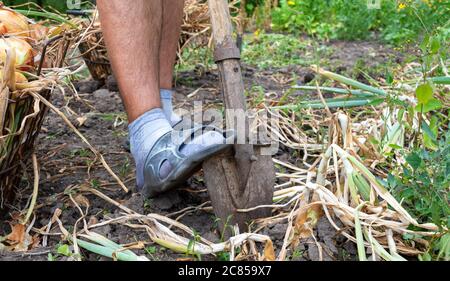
118,157,131,179
90,179,100,189
176,45,214,72
290,248,304,260
242,32,310,69
69,148,91,158
144,246,160,260
176,32,333,72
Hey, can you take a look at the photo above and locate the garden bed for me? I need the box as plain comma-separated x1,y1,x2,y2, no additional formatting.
0,37,417,261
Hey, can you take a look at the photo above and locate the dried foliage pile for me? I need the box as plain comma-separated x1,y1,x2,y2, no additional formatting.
13,66,444,261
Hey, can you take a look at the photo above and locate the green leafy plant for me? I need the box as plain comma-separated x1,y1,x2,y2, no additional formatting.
57,244,72,257
270,0,450,44
47,253,56,261
217,251,231,261
419,232,450,261
272,0,338,40
144,246,159,260
388,132,450,229
381,0,449,44
186,229,203,261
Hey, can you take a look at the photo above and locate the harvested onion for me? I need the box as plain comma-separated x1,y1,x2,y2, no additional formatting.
0,71,28,84
0,4,30,37
0,37,34,68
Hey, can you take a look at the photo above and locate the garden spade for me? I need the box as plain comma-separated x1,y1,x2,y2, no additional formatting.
202,0,275,235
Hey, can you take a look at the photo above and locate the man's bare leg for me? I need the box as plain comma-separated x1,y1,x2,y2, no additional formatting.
160,0,184,90
97,0,229,196
159,0,184,125
97,0,162,123
98,0,174,190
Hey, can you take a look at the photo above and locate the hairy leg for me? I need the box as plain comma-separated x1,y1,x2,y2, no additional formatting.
159,0,185,90
97,0,163,123
97,0,228,194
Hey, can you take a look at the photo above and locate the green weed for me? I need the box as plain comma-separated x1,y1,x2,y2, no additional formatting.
388,133,449,229
269,0,450,45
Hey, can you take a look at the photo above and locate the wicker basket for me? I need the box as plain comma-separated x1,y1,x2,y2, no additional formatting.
78,19,112,81
0,35,70,211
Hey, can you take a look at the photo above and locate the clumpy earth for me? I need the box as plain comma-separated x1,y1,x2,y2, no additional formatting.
0,39,399,261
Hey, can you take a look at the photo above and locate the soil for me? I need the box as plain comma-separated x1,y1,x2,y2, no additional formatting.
0,39,398,261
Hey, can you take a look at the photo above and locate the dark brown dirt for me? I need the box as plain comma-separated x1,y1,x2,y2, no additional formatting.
0,39,398,261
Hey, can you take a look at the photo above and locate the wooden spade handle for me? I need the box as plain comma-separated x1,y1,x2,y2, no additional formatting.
204,0,275,233
207,0,254,185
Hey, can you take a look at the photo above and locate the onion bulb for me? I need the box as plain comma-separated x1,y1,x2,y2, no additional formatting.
0,37,34,69
0,71,28,84
0,4,30,37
